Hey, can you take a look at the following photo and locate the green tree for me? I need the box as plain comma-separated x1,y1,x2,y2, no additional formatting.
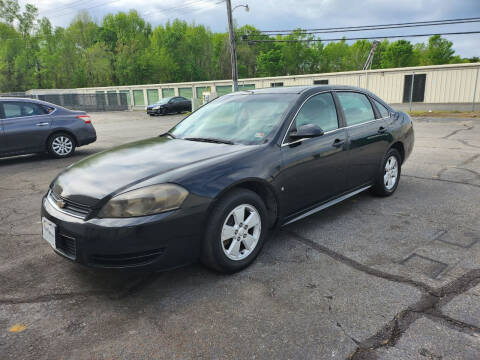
424,35,454,65
380,40,415,68
0,0,474,93
256,48,284,76
348,40,372,70
322,39,349,72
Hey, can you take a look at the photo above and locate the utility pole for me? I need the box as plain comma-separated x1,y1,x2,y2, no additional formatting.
225,0,239,92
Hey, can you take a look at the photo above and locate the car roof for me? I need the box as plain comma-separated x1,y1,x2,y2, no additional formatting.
0,97,58,107
230,85,369,95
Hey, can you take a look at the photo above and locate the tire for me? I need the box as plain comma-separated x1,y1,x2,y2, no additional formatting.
48,133,76,158
371,148,402,197
201,189,268,273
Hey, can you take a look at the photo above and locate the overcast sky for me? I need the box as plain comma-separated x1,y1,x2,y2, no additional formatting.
22,0,480,57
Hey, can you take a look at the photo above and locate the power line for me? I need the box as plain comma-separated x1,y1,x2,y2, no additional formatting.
246,19,480,37
38,0,97,15
245,30,480,43
42,0,121,18
257,17,480,34
142,0,217,17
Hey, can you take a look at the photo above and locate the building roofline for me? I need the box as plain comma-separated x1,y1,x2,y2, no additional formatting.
26,62,480,94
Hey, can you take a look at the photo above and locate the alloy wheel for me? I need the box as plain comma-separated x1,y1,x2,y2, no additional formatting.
384,155,399,190
221,204,261,261
52,136,73,156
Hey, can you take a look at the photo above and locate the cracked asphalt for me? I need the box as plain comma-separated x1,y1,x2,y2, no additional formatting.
1,112,479,359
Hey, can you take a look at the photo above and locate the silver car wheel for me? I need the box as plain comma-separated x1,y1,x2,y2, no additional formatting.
384,155,399,190
221,204,261,261
52,136,73,156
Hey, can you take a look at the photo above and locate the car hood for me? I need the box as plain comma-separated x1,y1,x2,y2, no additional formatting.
147,103,166,109
52,136,249,206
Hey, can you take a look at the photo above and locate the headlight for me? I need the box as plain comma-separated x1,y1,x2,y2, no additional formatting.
153,105,161,110
98,184,188,218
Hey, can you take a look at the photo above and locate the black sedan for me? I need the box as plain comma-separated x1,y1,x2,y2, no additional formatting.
0,98,96,158
42,86,414,273
146,96,192,116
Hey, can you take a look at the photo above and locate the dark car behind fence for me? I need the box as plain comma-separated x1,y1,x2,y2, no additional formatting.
0,93,129,112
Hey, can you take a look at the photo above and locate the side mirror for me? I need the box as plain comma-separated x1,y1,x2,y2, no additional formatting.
289,124,324,140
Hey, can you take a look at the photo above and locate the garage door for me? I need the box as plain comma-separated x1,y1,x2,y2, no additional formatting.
195,86,211,99
147,89,159,104
179,88,193,99
162,88,175,98
216,85,232,96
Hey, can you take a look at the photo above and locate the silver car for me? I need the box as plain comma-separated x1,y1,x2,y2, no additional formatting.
0,98,97,158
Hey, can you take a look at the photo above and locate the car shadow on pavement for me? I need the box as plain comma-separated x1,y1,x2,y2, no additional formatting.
0,149,103,167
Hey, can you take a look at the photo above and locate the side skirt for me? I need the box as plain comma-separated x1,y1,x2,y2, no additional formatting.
282,185,372,226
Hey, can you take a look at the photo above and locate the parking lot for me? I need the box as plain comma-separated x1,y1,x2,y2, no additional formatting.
1,111,479,359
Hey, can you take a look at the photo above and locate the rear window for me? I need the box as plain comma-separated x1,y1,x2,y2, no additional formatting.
372,98,389,118
41,105,55,114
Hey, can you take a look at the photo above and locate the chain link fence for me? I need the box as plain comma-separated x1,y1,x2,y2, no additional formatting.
0,93,129,112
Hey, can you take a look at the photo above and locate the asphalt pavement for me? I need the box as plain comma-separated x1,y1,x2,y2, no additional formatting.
1,111,479,359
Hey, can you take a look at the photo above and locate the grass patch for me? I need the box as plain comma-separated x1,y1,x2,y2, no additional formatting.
408,111,480,118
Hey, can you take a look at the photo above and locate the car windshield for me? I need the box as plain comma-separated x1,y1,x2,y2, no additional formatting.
155,97,173,105
170,93,297,145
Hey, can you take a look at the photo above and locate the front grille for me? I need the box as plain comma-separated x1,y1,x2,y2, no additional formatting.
91,248,165,267
49,191,92,219
56,233,76,259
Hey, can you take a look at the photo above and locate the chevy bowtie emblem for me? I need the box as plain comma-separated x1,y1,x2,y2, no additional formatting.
57,199,66,209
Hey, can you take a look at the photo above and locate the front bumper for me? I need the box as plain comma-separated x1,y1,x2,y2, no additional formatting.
41,194,208,270
146,108,162,115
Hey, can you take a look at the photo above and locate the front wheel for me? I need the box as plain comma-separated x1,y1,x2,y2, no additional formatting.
48,133,76,158
201,189,268,273
371,148,401,196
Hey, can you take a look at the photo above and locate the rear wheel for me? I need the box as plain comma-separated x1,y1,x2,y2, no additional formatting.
48,133,76,158
371,148,401,196
201,189,268,273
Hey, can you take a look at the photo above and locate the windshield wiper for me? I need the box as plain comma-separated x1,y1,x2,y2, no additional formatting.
162,131,176,139
184,137,234,145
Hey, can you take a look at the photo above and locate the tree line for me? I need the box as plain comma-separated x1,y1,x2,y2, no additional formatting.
0,0,478,93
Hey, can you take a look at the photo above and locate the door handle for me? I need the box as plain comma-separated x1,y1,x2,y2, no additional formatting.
332,138,345,148
377,126,387,134
36,122,49,126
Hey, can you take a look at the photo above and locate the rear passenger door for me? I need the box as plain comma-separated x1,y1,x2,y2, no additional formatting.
1,101,52,154
335,91,391,189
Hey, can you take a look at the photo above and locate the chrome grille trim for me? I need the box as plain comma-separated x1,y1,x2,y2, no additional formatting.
47,190,91,219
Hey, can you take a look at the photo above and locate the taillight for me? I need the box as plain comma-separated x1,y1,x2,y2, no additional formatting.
76,115,91,124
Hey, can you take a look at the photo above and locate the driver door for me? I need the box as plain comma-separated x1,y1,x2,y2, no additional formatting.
277,92,349,217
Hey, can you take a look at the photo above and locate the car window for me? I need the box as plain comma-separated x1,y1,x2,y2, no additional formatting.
3,102,45,119
22,103,44,116
295,92,338,132
372,98,390,118
337,92,375,126
3,103,22,118
41,104,55,114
